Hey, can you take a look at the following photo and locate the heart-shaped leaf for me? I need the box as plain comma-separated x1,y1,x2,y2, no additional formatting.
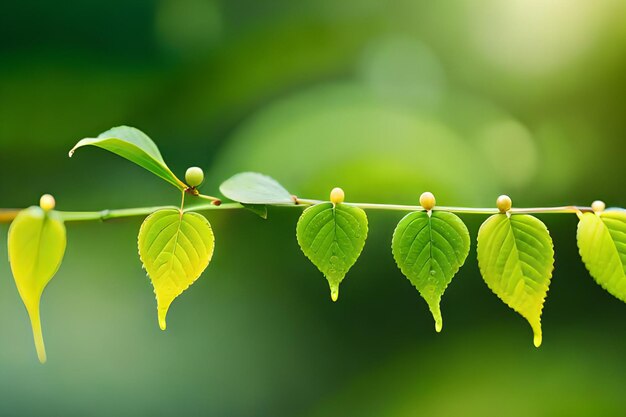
296,203,368,301
8,207,66,363
219,172,294,205
392,211,470,332
138,209,215,329
477,214,554,347
69,126,187,190
577,210,626,302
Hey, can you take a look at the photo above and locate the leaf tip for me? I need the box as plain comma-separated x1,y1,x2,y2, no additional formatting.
530,318,543,347
330,286,339,302
435,319,443,333
35,329,47,363
427,299,443,333
68,140,86,158
31,311,48,363
158,307,168,330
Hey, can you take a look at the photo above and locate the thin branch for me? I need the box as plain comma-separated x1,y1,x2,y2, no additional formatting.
0,199,596,224
295,198,593,215
0,209,22,223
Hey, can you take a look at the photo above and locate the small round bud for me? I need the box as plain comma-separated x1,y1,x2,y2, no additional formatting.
419,192,436,211
591,200,605,213
39,194,56,211
185,167,204,187
496,195,512,213
330,187,345,204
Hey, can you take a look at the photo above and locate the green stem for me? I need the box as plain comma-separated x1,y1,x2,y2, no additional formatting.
57,203,242,222
295,199,592,215
183,202,243,213
180,189,186,212
197,193,222,204
0,200,595,224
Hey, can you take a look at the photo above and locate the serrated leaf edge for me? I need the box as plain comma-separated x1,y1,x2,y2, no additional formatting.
476,214,554,348
391,210,470,333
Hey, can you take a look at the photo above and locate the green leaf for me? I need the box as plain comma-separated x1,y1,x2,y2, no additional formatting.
577,210,626,302
241,203,268,219
296,203,368,301
477,214,554,347
219,172,294,204
8,207,66,363
138,209,215,330
69,126,187,190
392,211,470,332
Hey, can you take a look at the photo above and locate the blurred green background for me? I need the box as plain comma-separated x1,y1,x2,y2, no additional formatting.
1,1,625,416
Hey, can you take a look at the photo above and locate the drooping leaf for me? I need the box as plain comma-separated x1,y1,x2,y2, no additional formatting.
69,126,187,190
219,172,294,205
138,209,214,330
241,203,268,219
392,211,470,332
477,214,554,347
8,207,66,363
296,203,368,301
577,210,626,302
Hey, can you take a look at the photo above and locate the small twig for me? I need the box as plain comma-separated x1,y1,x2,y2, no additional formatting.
0,200,597,224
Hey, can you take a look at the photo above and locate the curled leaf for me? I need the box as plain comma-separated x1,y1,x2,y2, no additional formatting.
138,209,215,329
69,126,187,190
8,207,66,363
296,203,368,301
477,214,554,347
392,211,470,332
219,172,294,205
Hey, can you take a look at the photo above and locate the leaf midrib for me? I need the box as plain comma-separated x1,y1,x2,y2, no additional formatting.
162,212,185,286
508,217,548,296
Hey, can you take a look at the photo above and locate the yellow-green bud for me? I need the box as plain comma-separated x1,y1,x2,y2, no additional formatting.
39,194,56,211
591,200,606,213
497,195,512,213
330,187,345,204
185,167,204,187
419,192,436,211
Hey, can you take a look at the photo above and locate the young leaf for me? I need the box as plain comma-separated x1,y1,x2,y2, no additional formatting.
392,211,470,332
477,214,554,347
138,209,215,330
296,203,368,301
8,207,66,363
69,126,187,190
241,203,268,219
577,210,626,302
219,172,294,205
